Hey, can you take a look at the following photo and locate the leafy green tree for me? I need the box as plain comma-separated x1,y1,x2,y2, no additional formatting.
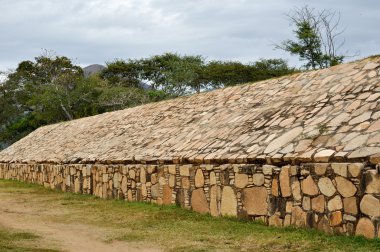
277,6,346,69
100,59,141,88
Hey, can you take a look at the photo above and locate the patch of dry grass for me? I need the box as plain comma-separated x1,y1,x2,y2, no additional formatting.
1,179,380,252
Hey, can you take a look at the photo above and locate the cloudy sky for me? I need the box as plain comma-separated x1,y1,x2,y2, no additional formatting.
0,0,379,71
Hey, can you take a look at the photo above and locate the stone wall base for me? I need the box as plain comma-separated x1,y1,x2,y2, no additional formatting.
1,162,380,239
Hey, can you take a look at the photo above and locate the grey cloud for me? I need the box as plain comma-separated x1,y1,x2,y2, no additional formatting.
0,0,379,70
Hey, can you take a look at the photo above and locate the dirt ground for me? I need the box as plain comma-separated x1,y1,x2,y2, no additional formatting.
0,190,161,252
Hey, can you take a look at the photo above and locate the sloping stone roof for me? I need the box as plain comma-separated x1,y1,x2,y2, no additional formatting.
1,57,380,165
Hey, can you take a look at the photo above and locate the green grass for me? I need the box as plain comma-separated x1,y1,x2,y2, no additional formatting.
1,179,380,252
0,227,58,252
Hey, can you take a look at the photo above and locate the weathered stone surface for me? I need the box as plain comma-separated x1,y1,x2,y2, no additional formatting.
242,187,268,215
318,177,336,197
191,189,210,214
312,195,325,213
314,149,335,162
335,176,357,197
301,176,319,196
291,206,307,227
209,171,216,185
162,184,172,205
151,184,159,198
279,166,291,197
264,127,303,154
328,195,343,211
365,170,380,194
221,186,237,216
272,178,279,197
168,165,176,175
235,173,249,188
314,164,328,176
317,216,333,234
210,186,219,217
268,213,282,227
179,165,190,176
140,168,146,183
181,177,190,189
329,211,342,226
302,196,311,211
356,218,375,238
343,197,357,215
291,178,301,201
348,163,363,177
360,194,380,217
195,169,204,188
169,175,176,188
331,163,348,177
252,173,265,186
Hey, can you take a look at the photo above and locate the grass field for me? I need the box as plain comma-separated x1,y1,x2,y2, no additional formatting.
0,179,380,252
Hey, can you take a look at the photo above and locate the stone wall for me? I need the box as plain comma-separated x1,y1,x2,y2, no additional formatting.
1,162,380,238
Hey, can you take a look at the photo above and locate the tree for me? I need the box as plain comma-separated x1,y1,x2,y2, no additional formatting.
100,59,141,88
277,6,346,69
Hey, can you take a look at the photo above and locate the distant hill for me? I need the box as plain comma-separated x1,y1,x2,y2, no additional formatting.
83,64,106,77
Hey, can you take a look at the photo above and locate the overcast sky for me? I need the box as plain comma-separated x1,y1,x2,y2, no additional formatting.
0,0,379,71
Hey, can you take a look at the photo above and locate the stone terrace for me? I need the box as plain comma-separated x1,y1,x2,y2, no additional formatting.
1,57,380,165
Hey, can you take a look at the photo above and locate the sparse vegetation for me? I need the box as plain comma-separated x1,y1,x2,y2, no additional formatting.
1,179,380,252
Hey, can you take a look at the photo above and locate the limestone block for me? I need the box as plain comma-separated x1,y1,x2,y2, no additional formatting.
331,163,348,177
365,170,380,194
314,163,328,176
335,176,357,197
348,163,363,177
242,187,268,216
329,211,342,227
169,175,176,188
312,195,325,213
302,196,311,211
191,188,210,214
328,195,343,211
210,186,219,217
280,166,291,197
314,149,335,162
140,168,146,183
301,176,319,196
195,169,204,188
128,169,136,180
291,178,302,201
179,165,190,177
221,186,237,216
210,172,216,185
343,197,357,215
272,178,279,197
168,165,176,175
356,218,375,238
162,184,172,205
318,177,336,197
291,206,307,227
252,173,264,186
182,177,190,189
360,194,380,217
151,184,159,198
235,173,249,188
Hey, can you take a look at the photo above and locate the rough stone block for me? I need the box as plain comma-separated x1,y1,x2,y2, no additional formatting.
242,187,268,216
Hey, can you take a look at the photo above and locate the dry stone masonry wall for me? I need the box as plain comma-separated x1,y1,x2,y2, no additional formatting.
2,57,380,239
1,162,380,239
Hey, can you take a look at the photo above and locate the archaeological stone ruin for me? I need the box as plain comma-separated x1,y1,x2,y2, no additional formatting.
1,57,380,238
